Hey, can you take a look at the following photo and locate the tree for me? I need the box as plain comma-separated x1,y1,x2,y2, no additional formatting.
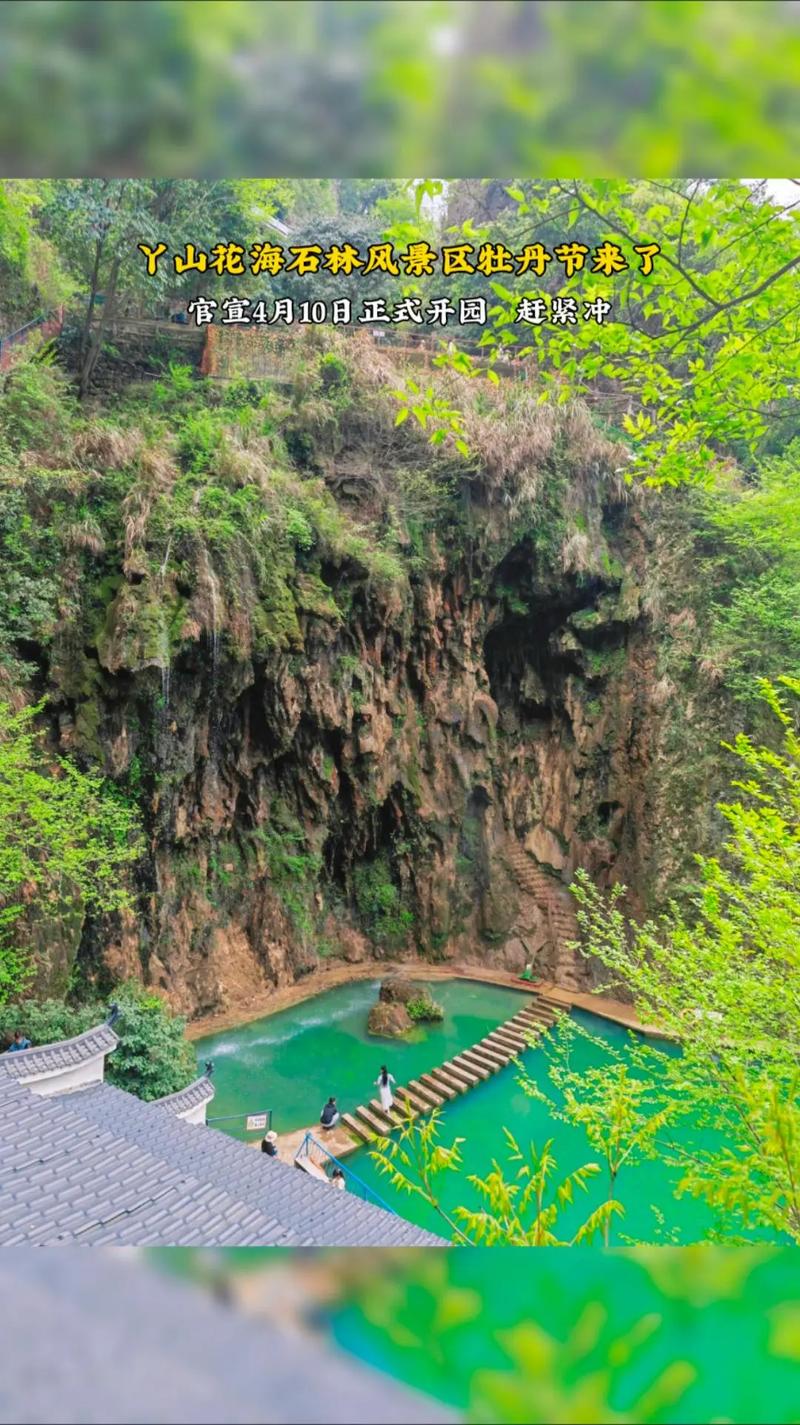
0,700,142,1004
482,179,800,485
103,982,197,1101
0,982,196,1101
370,1105,622,1246
40,178,269,397
566,677,800,1241
399,180,800,485
523,1018,677,1244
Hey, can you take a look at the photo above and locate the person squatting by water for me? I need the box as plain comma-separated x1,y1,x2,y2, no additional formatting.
376,1065,396,1114
331,1167,346,1190
6,1030,31,1052
261,1130,278,1156
320,1096,340,1130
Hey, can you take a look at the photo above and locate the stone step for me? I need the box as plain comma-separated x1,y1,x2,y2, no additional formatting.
493,1020,530,1043
419,1071,458,1101
483,1034,522,1059
446,1057,484,1085
459,1048,501,1075
455,1050,494,1076
512,1009,553,1030
485,1035,523,1059
408,1077,447,1108
507,1020,545,1043
355,1104,394,1137
471,1037,511,1063
489,1026,527,1049
508,1014,545,1035
517,1000,555,1019
473,1039,512,1066
341,1111,372,1143
395,1084,433,1116
530,997,561,1020
428,1065,469,1095
368,1097,414,1128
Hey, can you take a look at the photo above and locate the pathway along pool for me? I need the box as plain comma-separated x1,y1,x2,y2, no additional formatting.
195,981,772,1243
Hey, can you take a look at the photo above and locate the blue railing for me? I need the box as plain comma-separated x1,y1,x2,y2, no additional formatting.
295,1131,398,1216
207,1108,273,1132
0,308,64,362
0,314,46,357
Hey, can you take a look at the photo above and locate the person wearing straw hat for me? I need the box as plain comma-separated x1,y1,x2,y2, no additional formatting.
261,1130,279,1157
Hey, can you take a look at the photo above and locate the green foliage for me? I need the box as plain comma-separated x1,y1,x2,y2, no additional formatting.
0,360,75,452
393,377,473,461
703,445,800,706
104,982,196,1100
151,361,196,408
0,995,97,1048
0,483,61,675
567,678,800,1241
473,180,800,486
0,701,142,1004
178,408,224,474
352,854,414,948
406,991,444,1023
255,809,322,942
370,1108,621,1246
0,982,195,1101
524,1016,679,1244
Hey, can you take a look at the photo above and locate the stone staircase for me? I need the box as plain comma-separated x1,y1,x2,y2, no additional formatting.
341,993,560,1145
504,840,584,992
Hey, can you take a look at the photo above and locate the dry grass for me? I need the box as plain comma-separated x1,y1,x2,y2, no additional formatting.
62,517,106,556
121,445,177,577
73,425,143,471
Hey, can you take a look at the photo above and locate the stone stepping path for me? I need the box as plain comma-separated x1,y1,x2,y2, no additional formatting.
340,993,559,1146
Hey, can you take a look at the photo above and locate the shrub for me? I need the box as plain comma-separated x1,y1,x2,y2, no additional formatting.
151,362,196,409
178,408,223,473
406,992,444,1023
0,360,75,452
352,855,415,947
105,983,197,1100
0,982,196,1101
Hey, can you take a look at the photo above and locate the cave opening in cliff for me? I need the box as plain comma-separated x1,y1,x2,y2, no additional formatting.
484,542,613,720
322,781,418,926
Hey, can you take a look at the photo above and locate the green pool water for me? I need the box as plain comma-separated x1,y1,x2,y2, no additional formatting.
196,980,777,1244
349,1006,725,1243
195,978,528,1140
329,1248,800,1421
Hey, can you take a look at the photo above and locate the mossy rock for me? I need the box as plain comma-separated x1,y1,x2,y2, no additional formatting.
367,999,413,1038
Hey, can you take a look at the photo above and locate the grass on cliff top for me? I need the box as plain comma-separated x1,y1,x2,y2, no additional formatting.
0,334,636,689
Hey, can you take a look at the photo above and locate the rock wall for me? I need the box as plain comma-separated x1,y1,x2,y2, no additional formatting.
65,522,661,1016
19,347,718,1021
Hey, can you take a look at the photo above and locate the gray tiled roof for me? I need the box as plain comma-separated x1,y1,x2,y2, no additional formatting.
0,1023,118,1079
0,1250,458,1423
0,1072,444,1248
154,1074,215,1114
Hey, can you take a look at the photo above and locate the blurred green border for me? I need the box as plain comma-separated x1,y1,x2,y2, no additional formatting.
0,0,798,176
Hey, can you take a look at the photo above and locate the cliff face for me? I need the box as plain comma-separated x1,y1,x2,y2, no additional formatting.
7,337,720,1019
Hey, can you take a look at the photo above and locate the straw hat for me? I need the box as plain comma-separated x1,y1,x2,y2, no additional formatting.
265,1130,278,1143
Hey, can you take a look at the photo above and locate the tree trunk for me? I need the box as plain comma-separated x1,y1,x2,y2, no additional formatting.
79,254,120,400
77,236,105,395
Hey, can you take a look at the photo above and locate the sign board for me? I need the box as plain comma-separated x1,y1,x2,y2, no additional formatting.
246,1113,268,1132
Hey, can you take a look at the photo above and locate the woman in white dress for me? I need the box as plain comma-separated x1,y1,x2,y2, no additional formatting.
376,1064,396,1114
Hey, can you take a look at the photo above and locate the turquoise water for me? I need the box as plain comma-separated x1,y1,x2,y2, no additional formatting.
195,978,749,1243
329,1248,799,1421
349,1007,724,1243
195,978,527,1140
